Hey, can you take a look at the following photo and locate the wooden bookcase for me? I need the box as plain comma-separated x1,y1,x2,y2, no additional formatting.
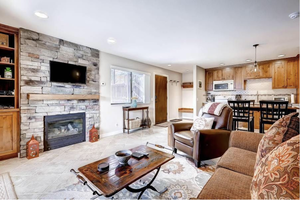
0,23,19,160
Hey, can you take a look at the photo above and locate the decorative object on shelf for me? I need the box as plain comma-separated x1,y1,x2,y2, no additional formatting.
4,67,12,78
0,33,9,47
131,96,138,108
115,150,132,165
26,135,39,159
89,125,99,143
1,57,10,63
252,44,259,73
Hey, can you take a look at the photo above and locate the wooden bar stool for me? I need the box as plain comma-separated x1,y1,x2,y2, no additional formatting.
228,100,254,132
259,100,288,133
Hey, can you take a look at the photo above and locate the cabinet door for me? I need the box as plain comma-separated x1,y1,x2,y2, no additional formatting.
205,71,213,91
244,65,259,79
0,112,18,160
213,70,223,81
286,59,298,88
222,68,234,80
234,67,243,90
272,60,287,89
259,63,272,78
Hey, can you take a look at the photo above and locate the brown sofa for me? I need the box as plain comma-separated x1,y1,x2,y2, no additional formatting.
168,107,233,167
197,130,263,199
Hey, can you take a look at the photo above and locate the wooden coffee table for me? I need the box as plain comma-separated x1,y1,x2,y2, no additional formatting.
72,145,174,199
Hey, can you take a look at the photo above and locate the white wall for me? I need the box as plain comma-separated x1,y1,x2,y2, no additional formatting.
193,66,206,118
181,72,193,119
99,52,182,136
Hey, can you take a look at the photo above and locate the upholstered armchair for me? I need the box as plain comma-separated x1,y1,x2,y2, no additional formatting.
168,107,233,167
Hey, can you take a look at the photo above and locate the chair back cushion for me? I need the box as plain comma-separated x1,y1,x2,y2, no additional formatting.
250,135,299,199
201,107,233,130
255,112,299,169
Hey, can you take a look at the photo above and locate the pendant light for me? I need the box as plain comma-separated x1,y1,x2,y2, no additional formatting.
253,44,259,72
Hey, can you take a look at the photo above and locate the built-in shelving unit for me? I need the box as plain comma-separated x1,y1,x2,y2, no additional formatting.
0,23,19,161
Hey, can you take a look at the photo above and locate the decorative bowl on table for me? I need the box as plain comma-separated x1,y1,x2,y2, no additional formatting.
115,150,132,165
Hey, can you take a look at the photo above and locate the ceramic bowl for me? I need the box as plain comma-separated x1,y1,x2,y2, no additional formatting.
115,150,132,165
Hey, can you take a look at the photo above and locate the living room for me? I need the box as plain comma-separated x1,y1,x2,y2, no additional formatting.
0,0,299,199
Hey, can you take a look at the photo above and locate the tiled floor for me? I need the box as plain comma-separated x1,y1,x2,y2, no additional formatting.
0,126,169,199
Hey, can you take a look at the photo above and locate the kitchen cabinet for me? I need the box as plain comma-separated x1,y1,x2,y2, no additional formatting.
234,67,244,90
244,65,260,79
222,68,234,80
0,110,19,160
272,60,287,89
213,69,223,81
286,58,298,88
259,63,272,78
205,71,213,91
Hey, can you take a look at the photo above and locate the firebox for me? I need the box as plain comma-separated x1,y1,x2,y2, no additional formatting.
44,113,86,151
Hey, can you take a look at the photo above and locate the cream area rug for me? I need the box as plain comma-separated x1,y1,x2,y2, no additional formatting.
42,155,217,199
0,172,17,199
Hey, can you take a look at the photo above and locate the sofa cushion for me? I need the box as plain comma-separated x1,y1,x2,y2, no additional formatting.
197,168,252,199
217,147,256,177
174,131,194,146
250,135,299,199
255,112,299,169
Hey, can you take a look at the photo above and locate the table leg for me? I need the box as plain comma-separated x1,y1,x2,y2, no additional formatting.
126,166,165,199
127,111,130,134
147,108,149,128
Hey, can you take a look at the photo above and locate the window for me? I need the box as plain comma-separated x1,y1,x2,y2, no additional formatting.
111,67,150,104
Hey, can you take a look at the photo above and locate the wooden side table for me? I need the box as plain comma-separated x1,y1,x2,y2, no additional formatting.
122,106,149,134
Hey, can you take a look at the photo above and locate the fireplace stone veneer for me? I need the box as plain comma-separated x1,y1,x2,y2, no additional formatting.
19,28,100,157
44,113,86,150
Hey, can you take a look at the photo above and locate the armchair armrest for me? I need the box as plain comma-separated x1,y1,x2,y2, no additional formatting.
229,131,263,153
168,123,193,148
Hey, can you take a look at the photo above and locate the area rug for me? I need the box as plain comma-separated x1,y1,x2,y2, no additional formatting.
42,155,216,199
0,172,17,199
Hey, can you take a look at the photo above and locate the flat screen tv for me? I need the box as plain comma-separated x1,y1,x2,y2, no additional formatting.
50,61,87,84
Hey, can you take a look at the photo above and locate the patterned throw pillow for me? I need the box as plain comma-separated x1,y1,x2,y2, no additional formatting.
250,135,299,199
190,117,214,132
255,112,299,169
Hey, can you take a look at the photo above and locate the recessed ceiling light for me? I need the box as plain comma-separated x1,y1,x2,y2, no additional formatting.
220,63,225,66
168,64,171,67
278,54,285,58
246,59,252,62
107,37,116,45
289,11,299,19
34,11,48,19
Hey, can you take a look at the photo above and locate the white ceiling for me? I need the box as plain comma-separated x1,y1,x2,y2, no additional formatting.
0,0,299,73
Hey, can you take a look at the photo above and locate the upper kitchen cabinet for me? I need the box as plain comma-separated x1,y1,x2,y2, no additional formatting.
243,64,260,79
286,58,299,88
272,60,287,89
205,71,213,91
259,63,272,78
234,67,244,90
222,68,234,80
213,69,223,81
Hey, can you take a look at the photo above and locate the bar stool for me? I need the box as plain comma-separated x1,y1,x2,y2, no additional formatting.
259,100,288,133
228,100,254,132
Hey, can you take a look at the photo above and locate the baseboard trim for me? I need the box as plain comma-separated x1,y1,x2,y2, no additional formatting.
101,130,123,138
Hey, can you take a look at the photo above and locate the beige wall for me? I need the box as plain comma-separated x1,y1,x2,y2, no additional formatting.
99,52,182,136
193,65,206,117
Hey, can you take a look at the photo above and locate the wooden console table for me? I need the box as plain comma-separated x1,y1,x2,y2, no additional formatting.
123,106,149,134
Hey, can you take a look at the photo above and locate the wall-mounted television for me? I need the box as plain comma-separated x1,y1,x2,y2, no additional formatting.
50,61,87,84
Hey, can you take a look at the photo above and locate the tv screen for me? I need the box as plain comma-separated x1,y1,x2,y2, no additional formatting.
50,61,87,84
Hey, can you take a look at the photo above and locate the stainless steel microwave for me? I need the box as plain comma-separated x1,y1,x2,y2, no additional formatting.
213,80,234,91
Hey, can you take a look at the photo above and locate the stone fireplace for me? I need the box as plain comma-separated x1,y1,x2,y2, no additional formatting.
44,113,86,151
19,28,100,157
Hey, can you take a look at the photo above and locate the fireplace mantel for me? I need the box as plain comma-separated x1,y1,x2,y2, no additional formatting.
27,94,100,100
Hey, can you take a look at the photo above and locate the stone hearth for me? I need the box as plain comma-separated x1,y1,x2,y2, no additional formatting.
19,28,100,157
